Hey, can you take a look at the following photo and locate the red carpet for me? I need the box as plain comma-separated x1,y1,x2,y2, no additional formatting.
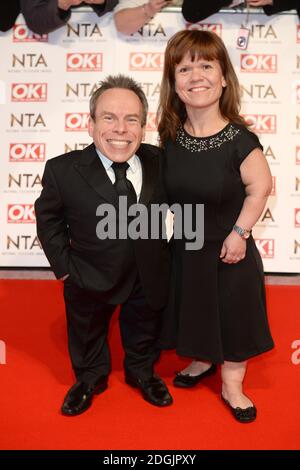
0,280,299,450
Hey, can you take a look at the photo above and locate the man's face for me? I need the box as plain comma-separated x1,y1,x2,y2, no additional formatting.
88,88,145,162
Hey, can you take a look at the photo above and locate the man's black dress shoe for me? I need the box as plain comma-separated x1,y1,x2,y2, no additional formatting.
221,395,257,423
61,375,108,416
125,374,173,407
173,364,217,388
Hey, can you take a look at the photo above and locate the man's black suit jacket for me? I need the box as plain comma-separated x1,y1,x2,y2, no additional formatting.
35,143,170,310
20,0,118,35
181,0,300,22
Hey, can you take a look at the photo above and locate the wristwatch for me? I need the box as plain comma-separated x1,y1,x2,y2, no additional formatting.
233,224,252,239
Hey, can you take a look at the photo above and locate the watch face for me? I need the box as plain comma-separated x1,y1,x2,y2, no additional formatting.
243,231,251,239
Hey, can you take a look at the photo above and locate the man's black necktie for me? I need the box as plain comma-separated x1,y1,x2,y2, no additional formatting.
112,161,137,207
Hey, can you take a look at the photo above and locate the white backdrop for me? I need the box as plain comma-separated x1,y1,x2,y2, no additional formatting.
0,8,299,272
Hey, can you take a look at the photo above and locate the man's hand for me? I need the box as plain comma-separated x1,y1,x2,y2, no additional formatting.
58,0,105,11
58,0,83,10
144,0,169,18
246,1,273,7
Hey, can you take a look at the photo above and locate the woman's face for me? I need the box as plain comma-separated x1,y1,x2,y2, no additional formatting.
174,53,226,111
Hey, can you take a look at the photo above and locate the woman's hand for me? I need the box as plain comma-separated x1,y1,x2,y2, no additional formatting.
220,231,246,264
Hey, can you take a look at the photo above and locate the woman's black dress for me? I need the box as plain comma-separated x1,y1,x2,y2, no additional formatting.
159,123,274,363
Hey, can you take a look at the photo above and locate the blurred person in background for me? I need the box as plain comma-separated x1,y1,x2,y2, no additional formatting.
20,0,118,35
1,1,20,32
114,0,173,35
181,0,300,23
252,0,300,18
181,0,243,23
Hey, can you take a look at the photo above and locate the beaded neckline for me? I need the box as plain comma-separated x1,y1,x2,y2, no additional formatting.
176,123,241,152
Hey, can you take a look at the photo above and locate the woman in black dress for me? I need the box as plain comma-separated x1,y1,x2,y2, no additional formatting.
158,30,274,422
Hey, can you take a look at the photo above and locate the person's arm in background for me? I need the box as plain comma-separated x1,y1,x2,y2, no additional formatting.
0,0,20,32
181,0,232,23
248,0,300,17
87,0,118,17
20,0,78,34
114,0,169,35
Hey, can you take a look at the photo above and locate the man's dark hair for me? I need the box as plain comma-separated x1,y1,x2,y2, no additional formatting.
89,74,148,126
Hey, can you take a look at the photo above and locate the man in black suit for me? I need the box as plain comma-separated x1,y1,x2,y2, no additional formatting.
20,0,118,35
251,0,300,18
35,74,172,416
181,0,300,22
1,1,20,31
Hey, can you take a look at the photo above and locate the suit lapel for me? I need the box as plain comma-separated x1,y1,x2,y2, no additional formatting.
73,143,118,206
137,145,160,207
73,143,160,207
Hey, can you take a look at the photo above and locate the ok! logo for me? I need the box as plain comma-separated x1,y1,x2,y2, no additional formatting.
185,23,222,37
13,24,48,42
255,239,275,258
65,113,89,131
243,114,277,134
9,143,46,162
11,83,47,102
7,204,36,223
240,54,277,73
66,53,102,72
129,52,164,71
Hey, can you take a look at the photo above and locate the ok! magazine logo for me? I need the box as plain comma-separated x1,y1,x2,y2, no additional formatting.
9,143,46,162
185,23,222,36
255,239,275,258
129,52,164,71
7,204,36,223
65,113,89,131
11,83,47,102
240,54,277,73
13,24,48,42
66,53,102,72
243,114,277,134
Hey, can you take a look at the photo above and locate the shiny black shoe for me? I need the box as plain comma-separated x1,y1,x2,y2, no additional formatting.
173,364,217,388
125,374,173,407
221,395,257,423
61,375,108,416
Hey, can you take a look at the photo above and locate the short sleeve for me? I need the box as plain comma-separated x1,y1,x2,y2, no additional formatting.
234,128,263,168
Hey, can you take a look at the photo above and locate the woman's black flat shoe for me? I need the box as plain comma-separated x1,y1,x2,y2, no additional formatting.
221,395,257,423
173,364,217,388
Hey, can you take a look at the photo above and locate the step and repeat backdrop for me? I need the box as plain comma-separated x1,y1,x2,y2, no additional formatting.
0,8,299,272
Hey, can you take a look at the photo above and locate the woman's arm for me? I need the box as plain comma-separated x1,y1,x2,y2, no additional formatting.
220,148,272,263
